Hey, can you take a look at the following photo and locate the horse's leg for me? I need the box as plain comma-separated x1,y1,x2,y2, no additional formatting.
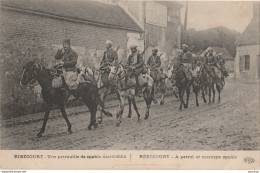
82,95,98,130
159,81,166,105
58,104,72,134
116,91,125,127
144,88,152,120
152,83,158,104
212,84,215,103
184,86,190,108
37,104,52,138
127,98,132,118
195,86,199,107
217,84,221,103
208,84,211,105
178,88,184,111
202,86,207,103
88,102,98,130
131,95,141,122
97,88,106,124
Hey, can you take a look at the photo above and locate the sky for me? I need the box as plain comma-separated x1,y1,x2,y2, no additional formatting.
180,1,254,33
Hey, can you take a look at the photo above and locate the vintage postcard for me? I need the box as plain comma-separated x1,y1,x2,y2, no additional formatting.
0,0,259,170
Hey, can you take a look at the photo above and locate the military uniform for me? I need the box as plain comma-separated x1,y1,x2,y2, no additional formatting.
179,45,193,80
55,48,78,72
55,44,81,90
126,51,143,76
147,51,161,82
100,47,118,87
216,53,229,77
54,39,95,92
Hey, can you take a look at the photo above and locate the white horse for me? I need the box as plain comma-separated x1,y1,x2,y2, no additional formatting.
108,63,154,127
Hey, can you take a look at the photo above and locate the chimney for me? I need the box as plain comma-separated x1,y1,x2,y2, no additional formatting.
253,1,260,18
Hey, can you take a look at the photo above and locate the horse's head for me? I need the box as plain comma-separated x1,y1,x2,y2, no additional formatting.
108,62,122,81
20,60,41,86
193,65,201,78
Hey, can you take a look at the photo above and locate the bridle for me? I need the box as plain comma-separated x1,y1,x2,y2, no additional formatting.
20,64,40,87
20,63,53,88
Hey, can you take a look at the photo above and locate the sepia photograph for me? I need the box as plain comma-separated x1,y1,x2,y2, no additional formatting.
0,0,259,170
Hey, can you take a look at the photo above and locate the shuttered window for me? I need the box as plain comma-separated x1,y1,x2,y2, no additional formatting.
244,55,250,71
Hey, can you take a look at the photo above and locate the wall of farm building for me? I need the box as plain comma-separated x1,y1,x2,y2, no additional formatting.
0,9,141,116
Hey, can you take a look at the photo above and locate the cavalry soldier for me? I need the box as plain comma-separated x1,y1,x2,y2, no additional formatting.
55,39,80,92
179,44,193,80
216,52,229,78
147,49,161,82
125,45,145,96
215,52,229,88
204,47,223,83
54,39,95,97
205,47,218,66
100,40,118,87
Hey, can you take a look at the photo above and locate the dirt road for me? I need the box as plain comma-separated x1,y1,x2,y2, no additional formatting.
0,79,259,150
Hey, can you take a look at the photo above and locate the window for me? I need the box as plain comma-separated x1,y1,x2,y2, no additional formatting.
244,55,250,71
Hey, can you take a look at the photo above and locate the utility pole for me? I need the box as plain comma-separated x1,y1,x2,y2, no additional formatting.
183,1,188,44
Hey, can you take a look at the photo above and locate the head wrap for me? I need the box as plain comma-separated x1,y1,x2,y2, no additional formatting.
63,39,70,45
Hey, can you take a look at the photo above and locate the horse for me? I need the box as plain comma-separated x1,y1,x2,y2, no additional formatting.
108,62,154,126
81,65,117,124
200,63,222,104
147,67,168,105
172,63,193,111
190,62,203,107
20,60,112,137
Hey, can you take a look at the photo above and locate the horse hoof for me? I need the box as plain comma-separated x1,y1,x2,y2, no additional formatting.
137,118,141,122
179,108,182,111
115,123,120,127
160,101,164,105
127,114,132,118
93,123,98,129
36,133,42,138
97,118,102,124
88,126,92,130
196,104,199,107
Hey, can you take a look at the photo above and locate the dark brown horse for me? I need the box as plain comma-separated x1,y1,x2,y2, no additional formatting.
173,64,193,111
20,60,112,138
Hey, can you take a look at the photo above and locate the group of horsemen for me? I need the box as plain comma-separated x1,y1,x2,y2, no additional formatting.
54,39,229,98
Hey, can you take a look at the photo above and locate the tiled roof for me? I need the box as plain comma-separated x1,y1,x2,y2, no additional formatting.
1,0,143,32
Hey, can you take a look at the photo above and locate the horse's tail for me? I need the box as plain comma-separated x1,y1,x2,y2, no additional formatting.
93,88,113,117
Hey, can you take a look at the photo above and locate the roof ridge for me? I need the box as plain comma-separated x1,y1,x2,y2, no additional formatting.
0,0,143,32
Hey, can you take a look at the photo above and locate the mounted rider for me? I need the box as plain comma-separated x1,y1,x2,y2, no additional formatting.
215,52,229,78
54,39,95,97
179,44,194,80
100,40,118,87
204,47,223,82
125,45,146,96
147,49,162,82
215,52,229,88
